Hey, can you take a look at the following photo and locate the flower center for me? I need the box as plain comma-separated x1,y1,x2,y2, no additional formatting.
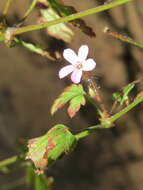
75,61,82,69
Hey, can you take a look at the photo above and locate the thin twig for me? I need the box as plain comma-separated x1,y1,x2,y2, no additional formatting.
20,0,38,22
104,27,143,49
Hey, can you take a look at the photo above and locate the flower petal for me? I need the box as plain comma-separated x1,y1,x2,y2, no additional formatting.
78,45,89,61
63,48,78,65
82,59,96,71
59,65,74,78
71,69,82,84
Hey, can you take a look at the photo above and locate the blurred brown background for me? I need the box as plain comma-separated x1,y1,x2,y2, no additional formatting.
0,0,143,189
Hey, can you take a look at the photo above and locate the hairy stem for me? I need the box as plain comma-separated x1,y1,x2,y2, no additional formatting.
13,0,132,36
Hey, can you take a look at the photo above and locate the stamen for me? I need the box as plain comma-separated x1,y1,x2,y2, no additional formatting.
75,61,82,69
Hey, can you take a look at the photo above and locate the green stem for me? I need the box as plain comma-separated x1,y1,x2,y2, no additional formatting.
76,94,143,140
13,0,132,36
108,94,143,123
3,0,14,16
75,125,103,140
0,156,18,169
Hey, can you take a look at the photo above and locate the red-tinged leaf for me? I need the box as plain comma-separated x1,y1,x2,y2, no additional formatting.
68,96,86,118
51,84,86,117
26,125,76,173
48,0,96,38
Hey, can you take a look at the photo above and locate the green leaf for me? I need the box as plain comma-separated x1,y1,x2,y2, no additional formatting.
37,0,74,43
51,84,86,118
113,83,135,105
26,124,77,174
14,38,56,60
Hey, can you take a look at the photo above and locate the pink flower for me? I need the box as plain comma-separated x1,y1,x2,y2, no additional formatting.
59,45,96,84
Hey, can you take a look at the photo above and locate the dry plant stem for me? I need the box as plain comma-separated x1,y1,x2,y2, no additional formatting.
12,0,132,36
3,0,14,16
104,27,143,49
